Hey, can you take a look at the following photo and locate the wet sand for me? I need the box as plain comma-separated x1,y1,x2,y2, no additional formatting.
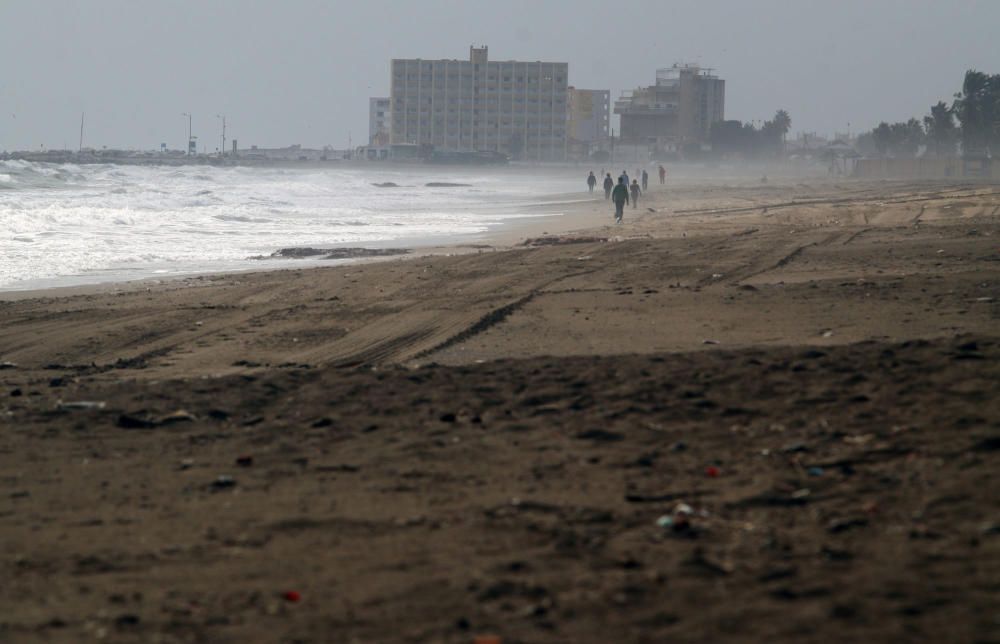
1,177,998,642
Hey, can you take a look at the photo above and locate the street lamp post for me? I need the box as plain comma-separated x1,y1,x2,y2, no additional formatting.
181,113,192,155
217,114,226,158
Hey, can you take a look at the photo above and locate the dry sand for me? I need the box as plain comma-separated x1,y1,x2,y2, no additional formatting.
0,176,998,643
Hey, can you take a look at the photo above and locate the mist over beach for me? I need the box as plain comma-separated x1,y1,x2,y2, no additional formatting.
1,1,999,643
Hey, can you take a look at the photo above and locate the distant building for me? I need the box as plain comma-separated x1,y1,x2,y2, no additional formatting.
567,87,610,144
390,46,569,161
614,64,724,148
369,97,391,145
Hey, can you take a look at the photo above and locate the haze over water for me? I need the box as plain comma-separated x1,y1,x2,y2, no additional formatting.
0,162,584,290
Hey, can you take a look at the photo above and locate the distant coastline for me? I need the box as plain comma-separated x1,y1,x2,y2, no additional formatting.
1,150,357,168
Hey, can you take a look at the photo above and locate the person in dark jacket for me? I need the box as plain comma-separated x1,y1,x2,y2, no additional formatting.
641,169,649,191
611,177,630,223
630,179,641,208
603,173,614,199
586,171,597,193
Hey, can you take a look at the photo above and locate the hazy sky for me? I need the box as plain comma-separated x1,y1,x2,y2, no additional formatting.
1,0,997,151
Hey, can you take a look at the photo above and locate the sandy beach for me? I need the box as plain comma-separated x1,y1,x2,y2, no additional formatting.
1,175,998,642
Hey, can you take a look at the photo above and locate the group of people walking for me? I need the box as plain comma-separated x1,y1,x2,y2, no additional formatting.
586,165,667,224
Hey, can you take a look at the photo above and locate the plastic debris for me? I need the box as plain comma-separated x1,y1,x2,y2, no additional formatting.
705,466,720,478
211,475,236,490
807,466,825,477
58,401,106,411
159,410,196,424
674,503,695,516
283,590,301,602
236,455,254,467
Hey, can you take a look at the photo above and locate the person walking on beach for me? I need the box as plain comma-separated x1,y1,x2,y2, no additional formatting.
658,165,666,185
620,170,630,189
641,169,649,191
603,173,614,200
612,177,629,224
630,179,642,209
587,171,597,193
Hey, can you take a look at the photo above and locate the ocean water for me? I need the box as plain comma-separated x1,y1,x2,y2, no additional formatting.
0,160,583,291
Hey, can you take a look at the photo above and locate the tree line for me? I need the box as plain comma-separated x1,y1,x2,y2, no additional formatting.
857,70,999,158
708,109,792,158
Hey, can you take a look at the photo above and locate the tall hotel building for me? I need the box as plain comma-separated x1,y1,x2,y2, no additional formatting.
390,46,569,161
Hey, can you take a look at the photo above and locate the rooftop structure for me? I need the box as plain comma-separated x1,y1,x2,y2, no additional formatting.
614,64,724,148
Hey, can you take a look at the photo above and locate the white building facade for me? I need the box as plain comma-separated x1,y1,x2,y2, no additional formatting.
369,97,391,145
390,46,568,161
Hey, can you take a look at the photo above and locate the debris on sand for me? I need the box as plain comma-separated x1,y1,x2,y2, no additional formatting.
260,247,411,260
57,400,106,411
117,409,195,429
522,235,608,247
210,475,236,490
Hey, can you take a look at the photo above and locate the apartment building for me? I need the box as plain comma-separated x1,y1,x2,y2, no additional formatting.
614,64,725,148
567,88,610,144
369,97,391,145
390,46,569,161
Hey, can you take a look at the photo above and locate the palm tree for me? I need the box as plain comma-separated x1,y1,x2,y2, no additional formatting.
772,110,791,155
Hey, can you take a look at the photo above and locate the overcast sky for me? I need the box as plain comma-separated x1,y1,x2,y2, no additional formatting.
1,0,997,151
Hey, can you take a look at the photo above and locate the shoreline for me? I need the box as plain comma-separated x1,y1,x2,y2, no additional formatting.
2,176,997,364
0,183,614,300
